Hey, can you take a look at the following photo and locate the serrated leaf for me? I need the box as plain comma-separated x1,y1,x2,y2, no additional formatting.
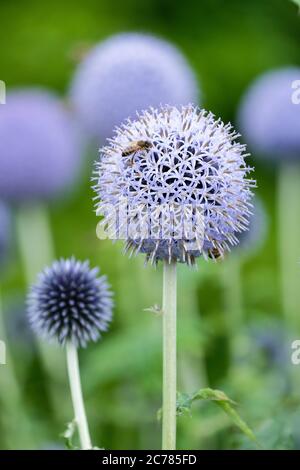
177,388,260,447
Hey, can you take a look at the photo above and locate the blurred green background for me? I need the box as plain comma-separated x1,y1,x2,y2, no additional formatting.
0,0,300,450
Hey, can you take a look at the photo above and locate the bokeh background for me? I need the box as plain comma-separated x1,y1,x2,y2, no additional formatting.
0,0,300,450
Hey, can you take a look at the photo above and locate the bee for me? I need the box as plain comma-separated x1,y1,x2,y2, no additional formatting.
122,140,152,166
208,247,223,260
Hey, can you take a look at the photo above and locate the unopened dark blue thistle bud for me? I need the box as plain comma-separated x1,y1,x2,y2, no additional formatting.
27,258,113,348
94,105,255,265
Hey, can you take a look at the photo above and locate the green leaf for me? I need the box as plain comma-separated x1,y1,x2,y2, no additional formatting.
177,388,260,447
61,420,78,450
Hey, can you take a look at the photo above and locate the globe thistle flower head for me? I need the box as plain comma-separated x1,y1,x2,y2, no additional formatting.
238,67,300,162
70,33,199,142
28,258,113,348
0,89,83,202
0,201,11,266
94,105,255,265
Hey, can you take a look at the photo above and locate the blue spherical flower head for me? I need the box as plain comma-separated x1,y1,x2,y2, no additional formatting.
94,105,255,265
0,89,83,202
0,201,11,266
235,197,268,256
70,33,199,142
238,67,300,161
28,258,113,348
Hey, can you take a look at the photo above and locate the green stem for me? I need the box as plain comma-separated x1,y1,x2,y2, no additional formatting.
66,343,92,450
278,163,300,330
162,261,177,450
223,256,243,341
15,204,65,419
16,204,54,284
0,287,35,448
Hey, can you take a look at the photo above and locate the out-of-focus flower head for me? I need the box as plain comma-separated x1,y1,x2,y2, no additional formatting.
94,105,255,265
27,258,113,348
234,197,268,256
0,88,83,202
0,201,11,266
238,67,300,162
69,33,199,142
5,297,36,354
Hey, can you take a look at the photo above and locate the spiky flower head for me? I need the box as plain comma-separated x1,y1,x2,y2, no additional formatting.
238,67,300,162
27,258,113,348
0,88,83,202
69,33,199,142
94,105,255,265
0,201,11,266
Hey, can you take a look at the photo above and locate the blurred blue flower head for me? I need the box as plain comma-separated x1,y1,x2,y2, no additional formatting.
95,105,255,265
235,197,268,256
0,89,83,202
27,258,113,348
238,67,300,161
0,201,11,266
70,33,199,142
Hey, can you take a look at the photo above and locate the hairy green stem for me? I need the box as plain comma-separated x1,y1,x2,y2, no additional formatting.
162,261,177,450
66,343,92,450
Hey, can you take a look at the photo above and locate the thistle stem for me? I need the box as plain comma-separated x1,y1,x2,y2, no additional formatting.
15,204,64,418
16,204,54,284
66,342,92,450
278,163,300,329
162,261,177,450
0,287,35,448
222,256,243,361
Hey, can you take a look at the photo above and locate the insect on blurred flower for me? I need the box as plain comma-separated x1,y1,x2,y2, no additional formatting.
94,105,255,265
70,33,199,142
28,257,113,348
0,89,83,202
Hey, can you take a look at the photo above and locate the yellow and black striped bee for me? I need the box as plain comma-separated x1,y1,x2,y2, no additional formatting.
208,247,223,260
122,140,152,166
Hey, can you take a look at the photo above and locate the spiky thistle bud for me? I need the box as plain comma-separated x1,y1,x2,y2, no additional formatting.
94,105,255,265
27,258,113,348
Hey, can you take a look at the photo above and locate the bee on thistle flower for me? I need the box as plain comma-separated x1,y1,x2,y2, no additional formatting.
94,105,256,266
